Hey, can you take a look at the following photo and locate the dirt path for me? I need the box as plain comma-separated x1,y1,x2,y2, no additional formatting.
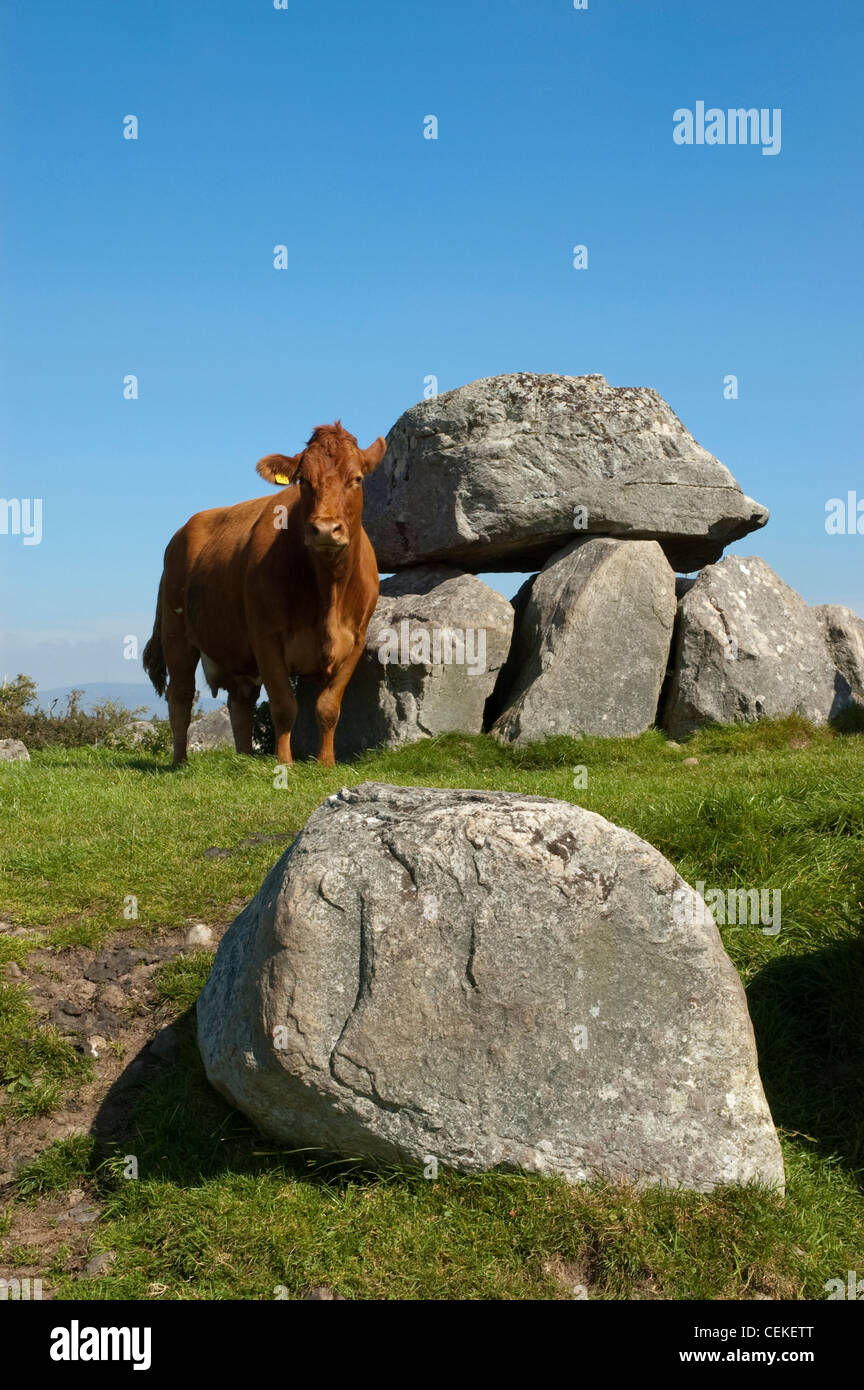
0,920,231,1295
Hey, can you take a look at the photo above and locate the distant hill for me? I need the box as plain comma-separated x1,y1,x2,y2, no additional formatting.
37,683,224,721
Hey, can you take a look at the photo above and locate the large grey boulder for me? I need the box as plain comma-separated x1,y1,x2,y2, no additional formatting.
187,705,234,752
363,373,769,574
0,739,30,762
291,568,514,760
491,537,676,742
664,556,852,738
197,782,784,1192
813,604,864,702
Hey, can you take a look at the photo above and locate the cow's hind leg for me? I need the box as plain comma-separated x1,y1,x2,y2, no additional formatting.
227,679,259,756
257,645,298,765
165,641,200,767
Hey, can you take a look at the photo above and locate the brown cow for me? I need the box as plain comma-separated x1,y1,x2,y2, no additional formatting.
142,422,385,766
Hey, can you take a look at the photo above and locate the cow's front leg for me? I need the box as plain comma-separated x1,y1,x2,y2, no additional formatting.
257,646,299,765
314,639,365,767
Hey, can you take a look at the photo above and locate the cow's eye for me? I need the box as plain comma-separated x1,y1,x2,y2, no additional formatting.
353,475,363,486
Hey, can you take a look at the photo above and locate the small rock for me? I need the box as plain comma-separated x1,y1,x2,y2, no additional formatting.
4,961,23,980
87,1035,108,1058
666,741,682,751
150,1026,179,1060
85,947,155,983
81,1250,116,1278
302,1286,346,1301
0,738,30,762
53,1123,88,1142
187,706,234,752
125,720,155,745
59,1202,99,1225
66,1188,86,1206
185,924,214,950
99,983,127,1012
682,757,699,767
56,1000,86,1018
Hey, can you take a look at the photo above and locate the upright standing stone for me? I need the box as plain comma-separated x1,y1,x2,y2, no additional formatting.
813,604,864,703
491,537,676,742
664,556,852,737
291,567,514,760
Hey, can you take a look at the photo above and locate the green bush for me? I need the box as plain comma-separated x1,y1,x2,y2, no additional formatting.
0,673,170,752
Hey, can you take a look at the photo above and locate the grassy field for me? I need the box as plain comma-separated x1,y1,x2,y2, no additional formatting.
1,718,863,1300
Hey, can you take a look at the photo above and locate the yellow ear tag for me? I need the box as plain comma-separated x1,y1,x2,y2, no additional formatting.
274,472,293,485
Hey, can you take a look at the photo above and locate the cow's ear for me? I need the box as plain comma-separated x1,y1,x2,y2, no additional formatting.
257,453,301,486
359,436,387,474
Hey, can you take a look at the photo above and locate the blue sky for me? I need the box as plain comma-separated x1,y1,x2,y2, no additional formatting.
1,0,861,691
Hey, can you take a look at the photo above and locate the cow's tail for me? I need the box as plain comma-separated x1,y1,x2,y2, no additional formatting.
142,579,168,697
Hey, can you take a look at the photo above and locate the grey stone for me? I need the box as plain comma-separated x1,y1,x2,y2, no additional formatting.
363,374,768,573
84,948,160,982
81,1250,116,1278
0,739,30,762
187,706,234,752
492,538,676,743
185,923,215,950
291,567,514,760
58,1202,100,1225
98,983,127,1012
813,604,864,701
124,720,155,744
197,782,784,1192
664,556,853,738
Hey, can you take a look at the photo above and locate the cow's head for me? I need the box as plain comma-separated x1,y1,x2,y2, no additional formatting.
256,422,386,559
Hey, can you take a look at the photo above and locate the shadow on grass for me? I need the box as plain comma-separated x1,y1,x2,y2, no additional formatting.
88,1006,391,1194
747,929,864,1182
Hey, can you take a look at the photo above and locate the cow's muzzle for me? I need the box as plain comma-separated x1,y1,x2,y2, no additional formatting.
306,519,348,553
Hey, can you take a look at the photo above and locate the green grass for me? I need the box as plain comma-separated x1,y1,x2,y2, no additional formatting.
1,718,863,1299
